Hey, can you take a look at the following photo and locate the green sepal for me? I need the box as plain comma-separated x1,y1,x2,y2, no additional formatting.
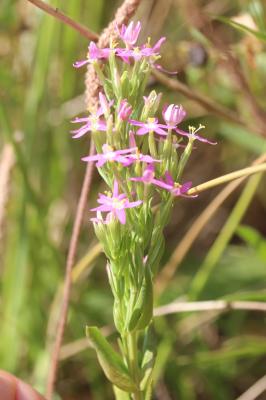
128,266,153,331
86,327,137,392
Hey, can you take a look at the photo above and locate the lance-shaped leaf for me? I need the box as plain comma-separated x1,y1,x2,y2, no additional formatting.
128,266,153,331
140,349,155,392
86,326,137,392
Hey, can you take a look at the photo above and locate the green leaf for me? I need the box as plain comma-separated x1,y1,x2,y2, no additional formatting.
86,326,137,392
219,122,266,155
215,15,266,42
128,266,153,331
237,224,266,262
113,386,131,400
140,350,154,392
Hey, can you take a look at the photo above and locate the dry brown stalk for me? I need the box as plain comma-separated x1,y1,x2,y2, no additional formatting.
154,300,266,316
177,0,266,137
152,69,247,127
235,375,266,400
44,1,142,399
27,0,99,41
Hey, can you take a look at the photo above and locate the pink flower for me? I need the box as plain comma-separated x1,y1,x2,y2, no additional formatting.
129,117,168,136
115,47,143,64
71,117,107,139
175,125,217,145
73,42,111,68
119,21,141,47
125,149,161,165
140,37,166,57
162,104,186,128
98,92,113,116
115,37,166,64
91,180,142,224
118,100,132,120
82,144,137,167
152,172,194,197
131,165,156,184
71,93,113,138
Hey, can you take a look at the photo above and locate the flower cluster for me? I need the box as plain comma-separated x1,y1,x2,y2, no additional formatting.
72,21,216,397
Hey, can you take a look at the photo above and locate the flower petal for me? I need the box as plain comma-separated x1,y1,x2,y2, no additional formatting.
115,209,126,224
73,59,89,68
136,127,149,136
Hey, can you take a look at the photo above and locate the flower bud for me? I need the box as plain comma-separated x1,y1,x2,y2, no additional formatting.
142,91,162,119
119,21,141,47
162,104,186,128
118,100,132,121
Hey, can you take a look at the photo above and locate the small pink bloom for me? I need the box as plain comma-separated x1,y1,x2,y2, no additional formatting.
125,149,161,166
115,47,143,64
118,100,133,120
119,21,141,47
82,144,137,167
140,37,166,57
73,41,111,68
162,104,186,128
175,125,217,145
71,93,113,138
131,165,156,184
115,37,166,64
152,172,195,197
98,92,113,116
91,180,142,224
129,117,168,136
70,118,107,139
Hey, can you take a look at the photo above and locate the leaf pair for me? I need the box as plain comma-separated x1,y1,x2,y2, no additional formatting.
86,326,137,392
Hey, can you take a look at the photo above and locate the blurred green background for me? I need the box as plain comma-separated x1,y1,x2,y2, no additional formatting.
0,0,266,399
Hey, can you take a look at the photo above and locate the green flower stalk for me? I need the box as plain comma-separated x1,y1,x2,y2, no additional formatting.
72,21,216,399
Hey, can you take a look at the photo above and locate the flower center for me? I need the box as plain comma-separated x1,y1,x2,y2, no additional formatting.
112,198,127,210
147,118,157,130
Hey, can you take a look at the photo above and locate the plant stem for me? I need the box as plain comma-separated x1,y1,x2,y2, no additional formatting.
27,0,99,41
126,332,142,400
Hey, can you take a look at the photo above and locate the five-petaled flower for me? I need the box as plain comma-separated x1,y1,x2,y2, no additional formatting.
71,117,107,139
125,149,161,166
175,125,217,145
131,165,156,184
116,37,166,64
152,172,194,197
129,117,168,136
70,93,113,138
73,42,111,68
91,180,142,225
82,144,137,167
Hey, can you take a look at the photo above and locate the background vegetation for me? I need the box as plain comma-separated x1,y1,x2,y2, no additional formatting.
0,0,266,399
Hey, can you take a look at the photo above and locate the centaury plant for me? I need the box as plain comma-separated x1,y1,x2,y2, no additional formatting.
72,21,215,399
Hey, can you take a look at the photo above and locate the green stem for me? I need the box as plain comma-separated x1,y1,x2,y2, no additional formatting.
148,131,157,158
126,332,143,400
